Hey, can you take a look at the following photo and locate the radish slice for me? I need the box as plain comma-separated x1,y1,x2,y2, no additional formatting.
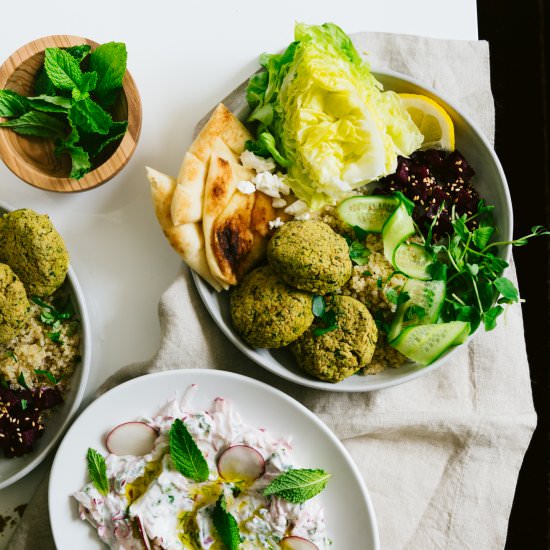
105,422,157,456
281,536,319,550
135,516,151,550
217,445,265,482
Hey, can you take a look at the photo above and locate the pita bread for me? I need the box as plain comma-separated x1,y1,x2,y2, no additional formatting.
146,166,225,291
171,104,251,226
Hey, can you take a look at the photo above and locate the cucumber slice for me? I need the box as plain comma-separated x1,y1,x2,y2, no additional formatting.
387,279,446,342
336,196,399,232
391,321,470,365
382,202,416,265
394,242,434,280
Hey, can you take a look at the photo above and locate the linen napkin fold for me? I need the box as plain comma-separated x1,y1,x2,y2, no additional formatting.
10,33,536,550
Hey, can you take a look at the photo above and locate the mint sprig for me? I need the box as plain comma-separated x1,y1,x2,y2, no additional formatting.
87,448,109,495
169,419,209,482
212,494,241,550
0,42,128,180
263,468,331,503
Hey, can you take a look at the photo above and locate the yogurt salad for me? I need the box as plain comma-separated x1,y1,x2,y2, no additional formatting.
74,385,331,549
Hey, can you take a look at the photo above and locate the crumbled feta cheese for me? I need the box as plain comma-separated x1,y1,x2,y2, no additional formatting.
268,217,285,230
240,150,276,173
284,199,311,219
271,197,287,209
253,172,290,198
236,180,256,195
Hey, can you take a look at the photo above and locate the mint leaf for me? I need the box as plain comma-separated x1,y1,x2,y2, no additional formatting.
34,68,57,96
169,418,209,482
69,98,112,135
86,448,109,495
80,120,127,158
263,468,331,503
212,495,240,550
0,111,67,138
27,94,72,113
0,89,29,117
64,44,92,62
90,42,127,107
44,48,84,91
66,145,91,179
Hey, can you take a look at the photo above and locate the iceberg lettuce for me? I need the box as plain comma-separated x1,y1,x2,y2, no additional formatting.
246,23,423,209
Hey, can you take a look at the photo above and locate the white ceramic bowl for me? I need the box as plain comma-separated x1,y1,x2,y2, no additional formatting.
0,201,91,489
193,69,512,392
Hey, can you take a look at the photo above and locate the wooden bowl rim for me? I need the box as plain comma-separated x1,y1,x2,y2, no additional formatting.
0,34,142,193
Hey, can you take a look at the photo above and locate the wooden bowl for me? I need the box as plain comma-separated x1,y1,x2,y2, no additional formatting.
0,35,142,192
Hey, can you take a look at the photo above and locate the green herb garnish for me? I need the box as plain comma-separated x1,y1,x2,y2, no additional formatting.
17,372,29,390
426,203,550,332
349,240,370,266
311,295,338,336
263,468,331,503
5,351,18,362
86,448,109,495
385,288,410,306
212,494,241,550
20,399,28,411
31,295,74,343
34,369,61,385
0,41,128,179
169,418,209,482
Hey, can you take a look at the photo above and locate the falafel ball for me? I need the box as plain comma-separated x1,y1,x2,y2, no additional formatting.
230,265,314,348
291,295,378,383
267,220,352,294
0,209,69,296
0,263,30,344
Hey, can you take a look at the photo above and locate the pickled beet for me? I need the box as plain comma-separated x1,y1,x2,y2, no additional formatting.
377,149,479,239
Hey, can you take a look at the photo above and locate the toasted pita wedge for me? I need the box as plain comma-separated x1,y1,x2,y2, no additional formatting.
146,166,225,291
171,152,205,225
210,189,256,286
171,104,251,226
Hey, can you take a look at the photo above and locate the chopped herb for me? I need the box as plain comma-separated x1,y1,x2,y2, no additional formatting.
362,270,372,277
17,372,29,390
20,399,28,411
34,369,61,385
311,296,338,336
349,240,370,265
385,288,410,306
5,351,18,362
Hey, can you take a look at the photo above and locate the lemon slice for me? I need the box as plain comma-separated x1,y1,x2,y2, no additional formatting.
399,93,455,151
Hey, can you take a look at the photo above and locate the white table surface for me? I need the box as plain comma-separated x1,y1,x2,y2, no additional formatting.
0,0,478,545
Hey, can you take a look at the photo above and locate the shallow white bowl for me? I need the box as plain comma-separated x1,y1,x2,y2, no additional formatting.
192,69,512,392
0,201,91,489
49,369,379,549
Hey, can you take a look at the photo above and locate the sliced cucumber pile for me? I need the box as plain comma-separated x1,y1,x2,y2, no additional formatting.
337,193,470,366
387,279,446,342
391,321,470,365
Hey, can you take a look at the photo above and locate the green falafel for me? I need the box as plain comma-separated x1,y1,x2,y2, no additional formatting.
0,209,69,296
230,266,314,348
267,220,352,294
291,295,378,383
0,263,30,344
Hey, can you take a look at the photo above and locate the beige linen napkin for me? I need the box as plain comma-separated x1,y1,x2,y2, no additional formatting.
10,33,536,550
